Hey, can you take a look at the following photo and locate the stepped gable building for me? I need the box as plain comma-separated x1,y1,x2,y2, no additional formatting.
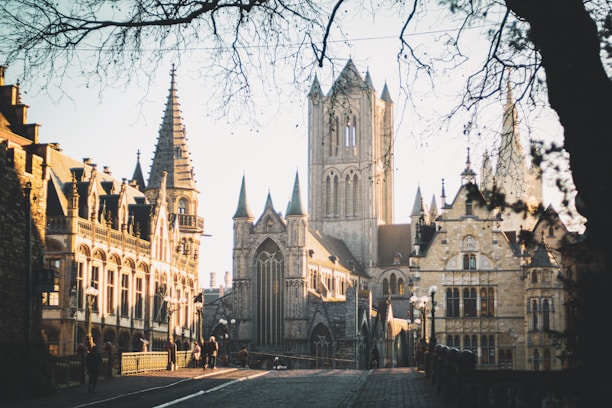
202,59,578,371
28,66,203,356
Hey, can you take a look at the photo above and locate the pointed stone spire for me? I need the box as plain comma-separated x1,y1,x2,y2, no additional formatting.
429,195,439,220
131,150,146,191
364,70,375,91
329,58,368,95
264,190,275,212
233,174,253,219
480,149,493,191
440,178,447,208
380,83,392,102
460,147,477,185
286,170,306,216
411,186,424,217
146,65,196,191
308,74,323,98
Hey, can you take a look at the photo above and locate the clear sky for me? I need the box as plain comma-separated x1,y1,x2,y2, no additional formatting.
4,5,583,288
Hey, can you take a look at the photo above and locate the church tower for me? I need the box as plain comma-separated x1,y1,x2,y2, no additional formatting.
144,65,203,261
307,59,394,268
489,82,543,232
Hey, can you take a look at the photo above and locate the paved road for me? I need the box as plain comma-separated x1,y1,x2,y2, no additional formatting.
5,367,446,408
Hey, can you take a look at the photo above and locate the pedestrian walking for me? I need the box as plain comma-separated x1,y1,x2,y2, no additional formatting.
206,336,219,369
85,344,103,393
191,341,201,368
238,345,249,368
370,345,380,368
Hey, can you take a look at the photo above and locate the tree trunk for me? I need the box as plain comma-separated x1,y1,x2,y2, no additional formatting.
507,0,612,249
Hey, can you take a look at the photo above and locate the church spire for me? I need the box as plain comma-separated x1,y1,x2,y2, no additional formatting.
233,174,254,219
286,170,306,216
146,65,197,191
460,147,477,185
131,149,146,191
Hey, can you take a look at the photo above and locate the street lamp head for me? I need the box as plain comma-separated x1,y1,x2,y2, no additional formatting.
410,294,418,304
219,318,227,325
230,318,236,325
85,286,99,296
429,285,438,296
414,318,421,325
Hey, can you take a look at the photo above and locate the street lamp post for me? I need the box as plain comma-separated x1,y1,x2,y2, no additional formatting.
218,318,235,366
428,285,438,348
194,300,203,342
164,296,180,370
85,286,99,349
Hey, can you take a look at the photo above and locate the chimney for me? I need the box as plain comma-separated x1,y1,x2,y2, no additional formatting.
210,272,216,288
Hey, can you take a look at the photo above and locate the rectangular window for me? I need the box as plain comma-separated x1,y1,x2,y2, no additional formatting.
446,288,460,317
480,287,495,317
481,335,495,365
463,288,477,317
91,266,99,312
77,262,84,309
106,270,115,315
135,277,143,319
464,335,478,355
499,348,513,370
121,274,129,317
42,259,60,306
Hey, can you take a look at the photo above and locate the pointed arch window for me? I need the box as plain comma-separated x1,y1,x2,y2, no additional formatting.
329,116,340,157
397,278,404,295
256,239,284,346
178,198,188,214
390,273,397,295
344,115,357,156
382,278,389,295
344,173,353,217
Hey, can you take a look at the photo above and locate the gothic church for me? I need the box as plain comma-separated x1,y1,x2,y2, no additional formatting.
203,59,575,371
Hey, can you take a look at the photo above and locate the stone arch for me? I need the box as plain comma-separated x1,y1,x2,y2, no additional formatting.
118,330,131,353
254,238,284,347
310,323,333,368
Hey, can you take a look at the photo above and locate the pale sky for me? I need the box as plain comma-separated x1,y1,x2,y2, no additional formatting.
5,5,582,288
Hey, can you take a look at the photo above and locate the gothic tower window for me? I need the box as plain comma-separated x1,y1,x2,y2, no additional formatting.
178,198,188,214
324,173,339,217
532,299,539,330
344,115,357,156
390,273,397,295
397,278,404,295
329,116,340,157
256,238,284,346
383,278,389,295
542,299,550,330
345,173,353,217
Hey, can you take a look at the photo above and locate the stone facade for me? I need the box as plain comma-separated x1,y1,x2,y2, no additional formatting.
208,59,576,371
1,66,203,356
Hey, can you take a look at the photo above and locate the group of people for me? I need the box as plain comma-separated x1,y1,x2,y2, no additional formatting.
190,336,219,369
191,338,249,369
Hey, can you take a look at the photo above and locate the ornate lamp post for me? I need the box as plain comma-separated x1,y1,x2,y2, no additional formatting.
194,297,203,343
428,285,438,348
164,296,181,370
85,286,99,349
218,318,235,366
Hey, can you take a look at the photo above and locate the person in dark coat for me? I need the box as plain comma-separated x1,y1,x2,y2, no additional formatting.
206,336,219,369
85,345,103,393
370,345,380,368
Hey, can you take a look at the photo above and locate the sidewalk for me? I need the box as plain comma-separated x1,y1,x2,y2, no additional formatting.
5,367,236,408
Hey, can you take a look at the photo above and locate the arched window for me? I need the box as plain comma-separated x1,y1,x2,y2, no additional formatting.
178,198,188,214
397,278,405,295
390,273,397,295
256,239,284,346
344,115,357,156
329,117,340,157
382,278,389,295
